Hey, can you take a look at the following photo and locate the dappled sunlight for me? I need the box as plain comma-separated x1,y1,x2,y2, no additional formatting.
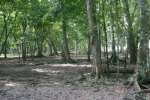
50,70,62,74
46,64,92,68
53,82,60,85
32,68,47,73
32,68,63,74
5,82,20,87
83,73,91,76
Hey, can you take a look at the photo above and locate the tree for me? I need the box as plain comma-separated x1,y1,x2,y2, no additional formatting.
102,0,109,69
86,0,102,79
109,1,117,64
123,0,137,64
138,0,149,67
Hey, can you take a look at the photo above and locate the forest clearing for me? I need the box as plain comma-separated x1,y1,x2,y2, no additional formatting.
0,0,150,100
0,56,142,100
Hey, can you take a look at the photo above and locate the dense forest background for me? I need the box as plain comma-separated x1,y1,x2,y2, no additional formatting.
0,0,150,99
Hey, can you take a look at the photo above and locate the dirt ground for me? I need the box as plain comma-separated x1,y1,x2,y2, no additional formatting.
0,56,139,100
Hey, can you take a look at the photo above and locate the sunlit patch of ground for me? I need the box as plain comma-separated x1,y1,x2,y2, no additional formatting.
5,82,21,87
32,68,63,74
45,63,92,68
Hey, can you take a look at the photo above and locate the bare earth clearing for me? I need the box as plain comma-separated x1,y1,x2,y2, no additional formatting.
0,57,137,100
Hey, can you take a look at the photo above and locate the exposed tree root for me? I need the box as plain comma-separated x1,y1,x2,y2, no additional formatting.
123,65,149,100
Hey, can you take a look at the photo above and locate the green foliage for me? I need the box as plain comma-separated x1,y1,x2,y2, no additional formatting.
0,0,149,59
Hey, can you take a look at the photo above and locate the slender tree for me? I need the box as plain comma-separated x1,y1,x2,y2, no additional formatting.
138,0,149,66
86,0,102,79
102,0,109,69
123,0,137,64
109,1,117,64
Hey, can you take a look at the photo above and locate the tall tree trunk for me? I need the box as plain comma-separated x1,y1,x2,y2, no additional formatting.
102,0,109,70
62,14,71,62
0,12,18,58
75,40,77,56
86,0,102,79
138,0,149,65
49,40,58,56
48,42,53,56
37,45,43,57
87,34,91,62
137,0,150,89
51,40,58,55
59,0,72,62
22,18,27,61
111,31,117,64
36,28,44,57
3,14,8,59
37,36,43,57
123,0,137,64
109,2,117,64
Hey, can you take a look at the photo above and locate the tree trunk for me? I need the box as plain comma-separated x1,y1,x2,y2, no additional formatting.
48,40,58,56
22,18,27,61
109,2,117,64
51,40,58,55
123,0,137,64
37,37,43,57
111,27,117,64
62,14,71,62
22,42,26,61
102,0,109,70
87,34,91,62
86,0,102,79
138,0,149,66
37,46,43,57
36,28,44,57
3,14,8,59
48,42,53,56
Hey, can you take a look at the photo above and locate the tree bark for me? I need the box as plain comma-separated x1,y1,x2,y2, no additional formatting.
86,0,102,79
87,34,91,62
36,27,44,57
51,40,58,55
138,0,149,65
102,0,109,70
109,2,117,64
123,0,137,64
0,14,8,59
22,18,27,61
62,14,71,62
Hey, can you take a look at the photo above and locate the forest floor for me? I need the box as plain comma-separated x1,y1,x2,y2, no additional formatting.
0,56,143,100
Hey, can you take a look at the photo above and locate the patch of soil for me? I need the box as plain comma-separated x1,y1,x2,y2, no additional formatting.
0,57,136,100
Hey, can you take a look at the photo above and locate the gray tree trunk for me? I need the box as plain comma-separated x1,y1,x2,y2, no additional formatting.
87,34,91,62
123,0,137,64
62,14,71,62
22,19,27,61
138,0,149,65
102,0,109,70
86,0,102,79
